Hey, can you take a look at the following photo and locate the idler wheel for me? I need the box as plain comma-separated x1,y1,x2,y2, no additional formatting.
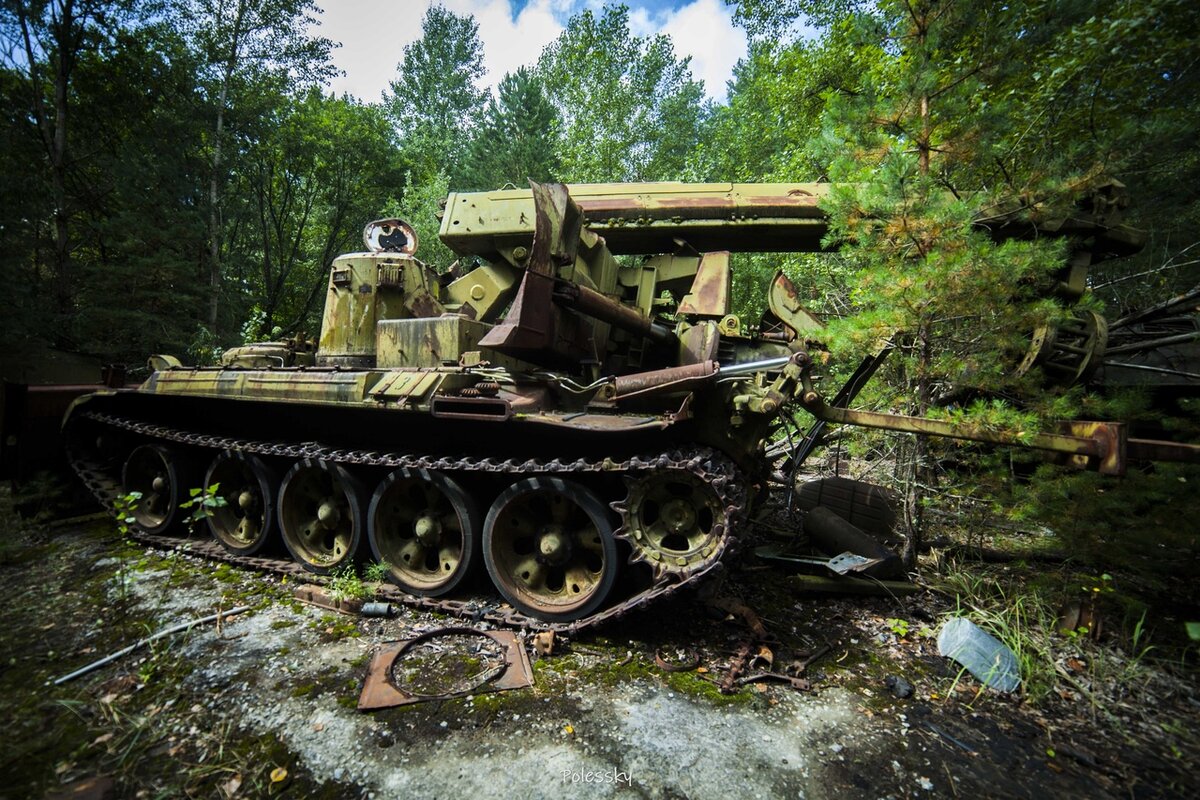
121,444,194,535
279,459,364,574
204,451,278,555
482,478,618,622
368,469,479,597
618,471,727,578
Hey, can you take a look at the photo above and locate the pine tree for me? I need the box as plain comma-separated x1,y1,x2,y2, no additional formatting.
817,0,1065,564
461,66,560,191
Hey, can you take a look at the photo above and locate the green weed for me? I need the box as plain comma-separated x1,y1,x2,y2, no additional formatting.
325,564,371,602
363,560,390,583
179,483,228,534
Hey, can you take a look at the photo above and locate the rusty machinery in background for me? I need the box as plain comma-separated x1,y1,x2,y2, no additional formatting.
61,179,1200,631
1,343,125,487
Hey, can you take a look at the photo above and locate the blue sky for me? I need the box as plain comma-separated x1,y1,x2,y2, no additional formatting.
316,1,747,103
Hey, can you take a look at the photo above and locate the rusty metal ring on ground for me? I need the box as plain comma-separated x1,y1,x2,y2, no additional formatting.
358,627,533,710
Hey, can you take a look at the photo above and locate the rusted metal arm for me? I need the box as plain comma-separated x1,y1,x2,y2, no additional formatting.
608,361,718,402
798,395,1129,475
554,282,676,348
1126,437,1200,464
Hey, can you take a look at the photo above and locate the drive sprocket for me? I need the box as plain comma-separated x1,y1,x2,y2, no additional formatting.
614,466,732,579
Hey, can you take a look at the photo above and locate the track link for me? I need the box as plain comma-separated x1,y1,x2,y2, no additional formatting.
68,411,748,634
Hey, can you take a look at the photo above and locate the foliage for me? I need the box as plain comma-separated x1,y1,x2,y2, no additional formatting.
808,1,1072,559
225,89,401,338
179,483,229,534
177,0,336,87
0,0,148,348
537,4,705,182
695,22,874,182
461,66,561,191
113,491,143,538
324,564,370,603
363,560,390,583
176,0,337,330
386,4,485,186
1008,462,1200,580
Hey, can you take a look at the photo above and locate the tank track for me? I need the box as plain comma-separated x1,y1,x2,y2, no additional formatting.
68,410,748,634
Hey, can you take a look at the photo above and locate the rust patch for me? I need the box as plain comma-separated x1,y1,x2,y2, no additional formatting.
677,252,731,317
293,584,363,615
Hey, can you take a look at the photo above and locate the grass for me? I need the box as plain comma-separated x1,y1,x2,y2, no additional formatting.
935,555,1195,716
940,561,1061,702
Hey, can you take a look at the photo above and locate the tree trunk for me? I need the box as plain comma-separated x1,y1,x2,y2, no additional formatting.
52,23,71,333
18,1,77,344
900,324,934,568
207,81,227,328
207,0,247,330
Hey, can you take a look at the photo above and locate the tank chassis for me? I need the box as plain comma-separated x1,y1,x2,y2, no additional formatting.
63,179,1200,630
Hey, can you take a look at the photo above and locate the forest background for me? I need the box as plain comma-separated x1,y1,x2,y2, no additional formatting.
2,0,1198,568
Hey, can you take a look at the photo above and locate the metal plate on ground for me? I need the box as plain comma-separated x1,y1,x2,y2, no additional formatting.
358,627,533,710
754,545,884,576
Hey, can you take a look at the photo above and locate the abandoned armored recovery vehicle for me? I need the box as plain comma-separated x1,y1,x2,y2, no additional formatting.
63,180,1192,629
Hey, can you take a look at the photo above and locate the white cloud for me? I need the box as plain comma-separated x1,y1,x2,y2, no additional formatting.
316,1,745,103
626,5,657,37
442,0,565,91
317,0,423,103
659,0,747,103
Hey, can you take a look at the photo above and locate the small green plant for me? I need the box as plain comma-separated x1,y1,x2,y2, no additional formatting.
179,484,228,534
113,491,143,538
325,564,370,602
363,560,390,583
1062,624,1090,643
885,618,910,637
1130,610,1153,657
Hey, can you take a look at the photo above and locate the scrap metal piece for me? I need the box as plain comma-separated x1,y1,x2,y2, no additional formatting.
358,627,533,710
792,644,831,675
737,672,811,691
654,648,701,673
720,640,754,695
754,545,885,576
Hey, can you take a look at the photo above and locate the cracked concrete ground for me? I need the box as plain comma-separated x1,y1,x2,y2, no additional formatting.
4,521,1196,799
